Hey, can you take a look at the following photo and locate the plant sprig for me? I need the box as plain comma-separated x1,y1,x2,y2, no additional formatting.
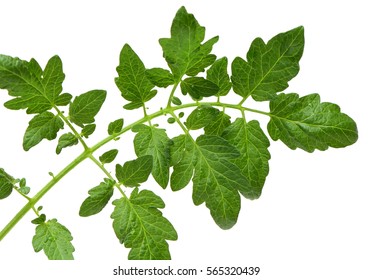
0,6,358,260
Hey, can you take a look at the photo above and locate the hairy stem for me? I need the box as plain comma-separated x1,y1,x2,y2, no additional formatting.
0,100,270,242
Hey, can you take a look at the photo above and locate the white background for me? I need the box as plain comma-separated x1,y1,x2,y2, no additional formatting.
0,0,372,279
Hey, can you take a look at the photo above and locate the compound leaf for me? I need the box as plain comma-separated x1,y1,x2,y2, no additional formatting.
32,219,75,260
132,124,172,189
159,6,218,79
0,168,15,199
267,93,358,152
111,188,177,260
99,149,119,164
56,133,78,155
115,155,153,187
115,44,156,108
69,89,106,127
222,119,270,199
171,134,250,229
206,57,231,96
0,55,66,113
23,112,64,151
231,26,304,101
79,178,115,217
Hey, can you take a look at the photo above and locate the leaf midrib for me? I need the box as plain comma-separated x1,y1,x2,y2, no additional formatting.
125,196,168,260
190,135,231,222
44,222,72,260
271,113,357,133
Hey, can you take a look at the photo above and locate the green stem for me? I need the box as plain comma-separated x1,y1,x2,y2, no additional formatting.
0,100,271,242
0,150,89,241
166,82,180,108
88,155,113,179
88,155,127,197
142,105,152,126
170,111,189,135
13,186,31,202
54,106,89,151
12,187,39,215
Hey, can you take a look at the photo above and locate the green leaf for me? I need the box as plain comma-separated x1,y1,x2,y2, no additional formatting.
167,117,176,124
23,112,64,151
56,133,78,155
132,124,172,189
19,186,30,195
204,111,231,136
108,118,124,135
159,6,218,79
0,168,15,199
55,93,73,106
0,55,66,113
31,214,47,225
111,188,177,260
170,135,195,190
231,26,304,101
185,106,219,130
171,96,182,106
186,36,219,77
81,124,96,138
79,179,115,217
171,135,250,229
222,119,270,199
180,77,219,100
69,89,107,127
206,57,231,96
42,55,65,104
19,178,26,188
28,58,43,77
146,68,175,88
123,101,143,110
115,44,156,108
115,155,153,187
99,149,119,164
267,93,358,152
32,219,75,260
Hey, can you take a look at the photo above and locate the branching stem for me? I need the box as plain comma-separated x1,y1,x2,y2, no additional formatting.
54,106,89,151
0,90,271,242
88,155,126,197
